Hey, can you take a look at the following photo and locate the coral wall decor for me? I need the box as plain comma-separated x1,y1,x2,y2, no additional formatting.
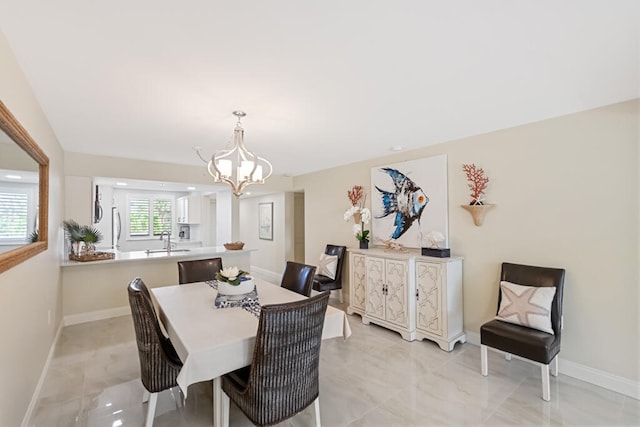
461,163,494,226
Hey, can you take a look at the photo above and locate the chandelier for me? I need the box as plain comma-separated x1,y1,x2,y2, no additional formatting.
197,111,273,197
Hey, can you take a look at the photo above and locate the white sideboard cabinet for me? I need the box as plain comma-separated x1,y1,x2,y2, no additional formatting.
347,248,465,351
347,252,367,316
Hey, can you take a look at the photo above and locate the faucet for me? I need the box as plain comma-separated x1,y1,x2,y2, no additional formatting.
159,231,172,251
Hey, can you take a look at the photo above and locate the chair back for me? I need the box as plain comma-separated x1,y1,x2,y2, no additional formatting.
242,291,330,425
281,261,316,296
177,257,223,284
128,278,182,393
498,263,566,336
324,244,347,285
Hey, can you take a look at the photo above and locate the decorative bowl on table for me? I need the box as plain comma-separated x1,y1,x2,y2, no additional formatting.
217,276,254,295
224,241,245,250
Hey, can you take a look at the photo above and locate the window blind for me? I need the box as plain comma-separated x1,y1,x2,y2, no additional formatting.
129,199,150,236
0,191,29,239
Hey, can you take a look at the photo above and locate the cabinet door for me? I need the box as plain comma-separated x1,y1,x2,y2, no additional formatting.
385,259,409,328
365,257,385,320
350,253,366,311
187,195,201,224
177,197,187,223
415,261,443,336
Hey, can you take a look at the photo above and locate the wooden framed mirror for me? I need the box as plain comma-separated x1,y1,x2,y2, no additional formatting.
0,101,49,274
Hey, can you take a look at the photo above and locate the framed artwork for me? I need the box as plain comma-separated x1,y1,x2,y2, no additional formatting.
370,154,448,248
258,202,273,240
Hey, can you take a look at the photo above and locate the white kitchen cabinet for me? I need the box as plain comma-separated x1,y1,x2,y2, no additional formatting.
177,195,201,224
415,258,465,351
347,252,366,317
347,248,465,351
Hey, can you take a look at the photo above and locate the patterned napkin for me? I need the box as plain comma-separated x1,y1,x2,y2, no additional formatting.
207,281,261,317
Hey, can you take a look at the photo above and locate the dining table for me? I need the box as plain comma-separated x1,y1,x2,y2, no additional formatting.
150,278,352,427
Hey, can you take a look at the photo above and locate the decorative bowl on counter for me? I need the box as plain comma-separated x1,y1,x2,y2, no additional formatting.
224,241,245,250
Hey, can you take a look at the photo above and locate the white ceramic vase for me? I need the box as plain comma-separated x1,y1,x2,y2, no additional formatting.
217,278,254,295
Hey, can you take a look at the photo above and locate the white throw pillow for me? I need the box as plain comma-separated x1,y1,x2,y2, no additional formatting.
495,281,556,335
317,253,338,280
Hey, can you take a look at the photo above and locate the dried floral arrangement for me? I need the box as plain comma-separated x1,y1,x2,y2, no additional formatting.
462,163,490,205
347,185,365,207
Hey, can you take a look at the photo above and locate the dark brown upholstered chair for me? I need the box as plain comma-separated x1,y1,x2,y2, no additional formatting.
221,291,330,426
280,261,317,297
312,244,347,303
128,278,183,426
177,257,223,284
480,263,565,401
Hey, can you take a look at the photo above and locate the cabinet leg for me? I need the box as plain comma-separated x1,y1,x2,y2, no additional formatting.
399,331,415,341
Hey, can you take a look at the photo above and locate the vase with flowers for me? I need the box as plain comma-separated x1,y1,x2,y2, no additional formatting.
215,266,254,295
344,185,371,249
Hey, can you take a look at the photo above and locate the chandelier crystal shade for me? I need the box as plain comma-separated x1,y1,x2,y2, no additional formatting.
198,111,273,197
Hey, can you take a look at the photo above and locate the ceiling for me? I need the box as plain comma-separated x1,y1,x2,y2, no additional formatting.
0,1,638,178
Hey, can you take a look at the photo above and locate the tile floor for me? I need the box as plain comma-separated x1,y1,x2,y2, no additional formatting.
29,303,639,426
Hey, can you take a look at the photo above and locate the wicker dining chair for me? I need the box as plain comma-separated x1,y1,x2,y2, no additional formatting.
280,261,317,296
221,291,330,427
128,278,183,427
177,257,223,284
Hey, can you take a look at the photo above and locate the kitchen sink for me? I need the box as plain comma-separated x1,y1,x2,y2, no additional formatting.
144,248,191,254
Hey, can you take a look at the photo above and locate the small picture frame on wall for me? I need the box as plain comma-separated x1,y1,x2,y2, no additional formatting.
259,202,273,240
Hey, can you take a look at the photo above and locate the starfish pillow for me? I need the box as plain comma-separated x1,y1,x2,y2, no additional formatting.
495,281,556,335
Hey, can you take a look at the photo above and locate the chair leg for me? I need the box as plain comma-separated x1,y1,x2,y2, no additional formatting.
541,364,551,401
481,344,488,376
505,353,512,361
550,356,559,377
145,392,158,427
313,397,321,427
339,289,344,304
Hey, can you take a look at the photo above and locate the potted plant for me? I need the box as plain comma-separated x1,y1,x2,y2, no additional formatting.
461,163,494,226
63,220,105,258
344,185,371,249
216,266,254,295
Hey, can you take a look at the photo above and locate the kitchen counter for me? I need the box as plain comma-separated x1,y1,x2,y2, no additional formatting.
61,246,255,323
61,246,254,267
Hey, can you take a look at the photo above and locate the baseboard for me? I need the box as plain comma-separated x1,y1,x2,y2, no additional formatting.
464,329,639,400
21,320,64,427
559,358,640,400
64,306,131,326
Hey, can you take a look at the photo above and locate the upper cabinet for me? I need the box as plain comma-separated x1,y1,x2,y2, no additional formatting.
177,195,201,224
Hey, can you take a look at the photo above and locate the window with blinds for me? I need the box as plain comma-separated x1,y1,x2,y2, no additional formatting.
0,182,37,244
0,191,28,239
128,196,173,237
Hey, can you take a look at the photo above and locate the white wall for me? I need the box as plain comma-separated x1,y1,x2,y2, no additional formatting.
239,193,290,279
0,31,65,427
295,100,639,386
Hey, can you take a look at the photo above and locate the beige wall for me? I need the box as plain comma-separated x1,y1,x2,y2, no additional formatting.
0,32,65,426
295,100,639,383
239,193,293,278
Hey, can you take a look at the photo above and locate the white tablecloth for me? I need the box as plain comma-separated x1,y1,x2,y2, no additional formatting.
151,278,352,396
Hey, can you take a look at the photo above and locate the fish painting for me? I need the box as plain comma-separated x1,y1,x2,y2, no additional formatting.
375,168,429,239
